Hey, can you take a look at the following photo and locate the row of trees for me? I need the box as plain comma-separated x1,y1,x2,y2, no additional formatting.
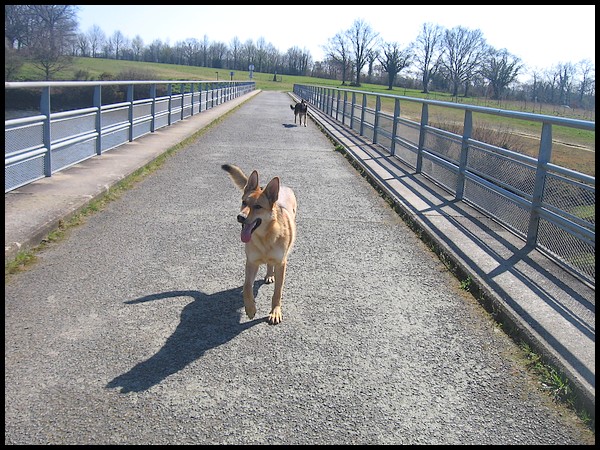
5,5,595,109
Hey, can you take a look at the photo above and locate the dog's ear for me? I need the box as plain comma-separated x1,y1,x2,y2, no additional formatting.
244,170,259,194
264,177,280,204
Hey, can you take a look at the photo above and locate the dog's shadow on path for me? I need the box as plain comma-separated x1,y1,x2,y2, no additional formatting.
106,282,265,393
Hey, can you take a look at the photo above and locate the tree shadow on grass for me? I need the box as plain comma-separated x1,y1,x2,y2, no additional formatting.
106,281,265,393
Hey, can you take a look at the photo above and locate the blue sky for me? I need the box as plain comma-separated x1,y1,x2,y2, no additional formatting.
76,5,595,74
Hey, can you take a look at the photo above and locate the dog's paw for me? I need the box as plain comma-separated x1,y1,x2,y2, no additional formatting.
264,274,275,284
244,301,257,320
267,306,283,325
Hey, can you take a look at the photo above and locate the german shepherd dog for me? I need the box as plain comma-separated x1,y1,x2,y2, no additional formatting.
222,164,297,324
290,99,308,126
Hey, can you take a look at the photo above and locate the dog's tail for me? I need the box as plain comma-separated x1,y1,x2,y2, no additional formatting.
290,104,295,110
221,164,248,190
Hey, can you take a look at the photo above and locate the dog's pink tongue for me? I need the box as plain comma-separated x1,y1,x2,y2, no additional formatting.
241,223,253,243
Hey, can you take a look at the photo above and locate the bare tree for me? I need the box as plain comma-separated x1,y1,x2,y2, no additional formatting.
5,37,23,80
575,59,595,107
144,39,163,63
200,34,210,67
378,42,412,90
111,30,126,60
264,42,281,75
346,18,380,87
242,38,256,70
323,32,352,85
481,48,522,100
284,46,309,75
87,25,105,58
209,41,228,68
413,23,444,93
528,69,542,106
102,38,114,61
131,35,144,62
75,32,90,57
5,5,33,49
26,5,79,80
255,37,268,72
229,36,242,70
179,38,200,66
440,25,486,97
556,62,575,106
366,48,379,82
542,67,560,104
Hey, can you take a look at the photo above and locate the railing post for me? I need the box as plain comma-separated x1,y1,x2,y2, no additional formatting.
390,98,400,157
41,86,52,177
350,92,356,129
319,87,324,111
456,110,473,200
150,84,156,132
167,84,173,125
342,91,348,126
416,103,429,173
360,93,367,136
527,122,552,247
373,95,381,144
127,84,134,142
330,89,335,117
190,83,195,116
180,83,185,121
200,82,204,109
335,90,341,121
93,85,102,155
204,82,208,111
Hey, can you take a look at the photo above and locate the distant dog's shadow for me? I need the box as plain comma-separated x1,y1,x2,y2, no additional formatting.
283,123,298,128
106,281,265,393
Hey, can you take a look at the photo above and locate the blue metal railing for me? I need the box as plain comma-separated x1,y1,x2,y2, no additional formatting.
293,84,595,288
5,80,255,192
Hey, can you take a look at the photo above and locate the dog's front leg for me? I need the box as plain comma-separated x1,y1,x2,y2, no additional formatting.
243,260,259,319
268,262,287,325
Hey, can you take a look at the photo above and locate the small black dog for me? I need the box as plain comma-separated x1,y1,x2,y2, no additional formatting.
290,99,308,127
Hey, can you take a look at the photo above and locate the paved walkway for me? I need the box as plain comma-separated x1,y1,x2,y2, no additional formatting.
4,90,595,444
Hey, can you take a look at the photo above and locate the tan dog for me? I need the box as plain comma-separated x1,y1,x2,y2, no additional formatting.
290,99,308,126
222,164,297,324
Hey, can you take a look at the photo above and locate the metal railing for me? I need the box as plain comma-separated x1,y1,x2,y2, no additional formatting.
294,84,595,288
5,80,255,193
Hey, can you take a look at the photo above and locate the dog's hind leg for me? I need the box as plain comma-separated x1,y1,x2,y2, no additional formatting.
265,265,275,284
243,261,260,319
